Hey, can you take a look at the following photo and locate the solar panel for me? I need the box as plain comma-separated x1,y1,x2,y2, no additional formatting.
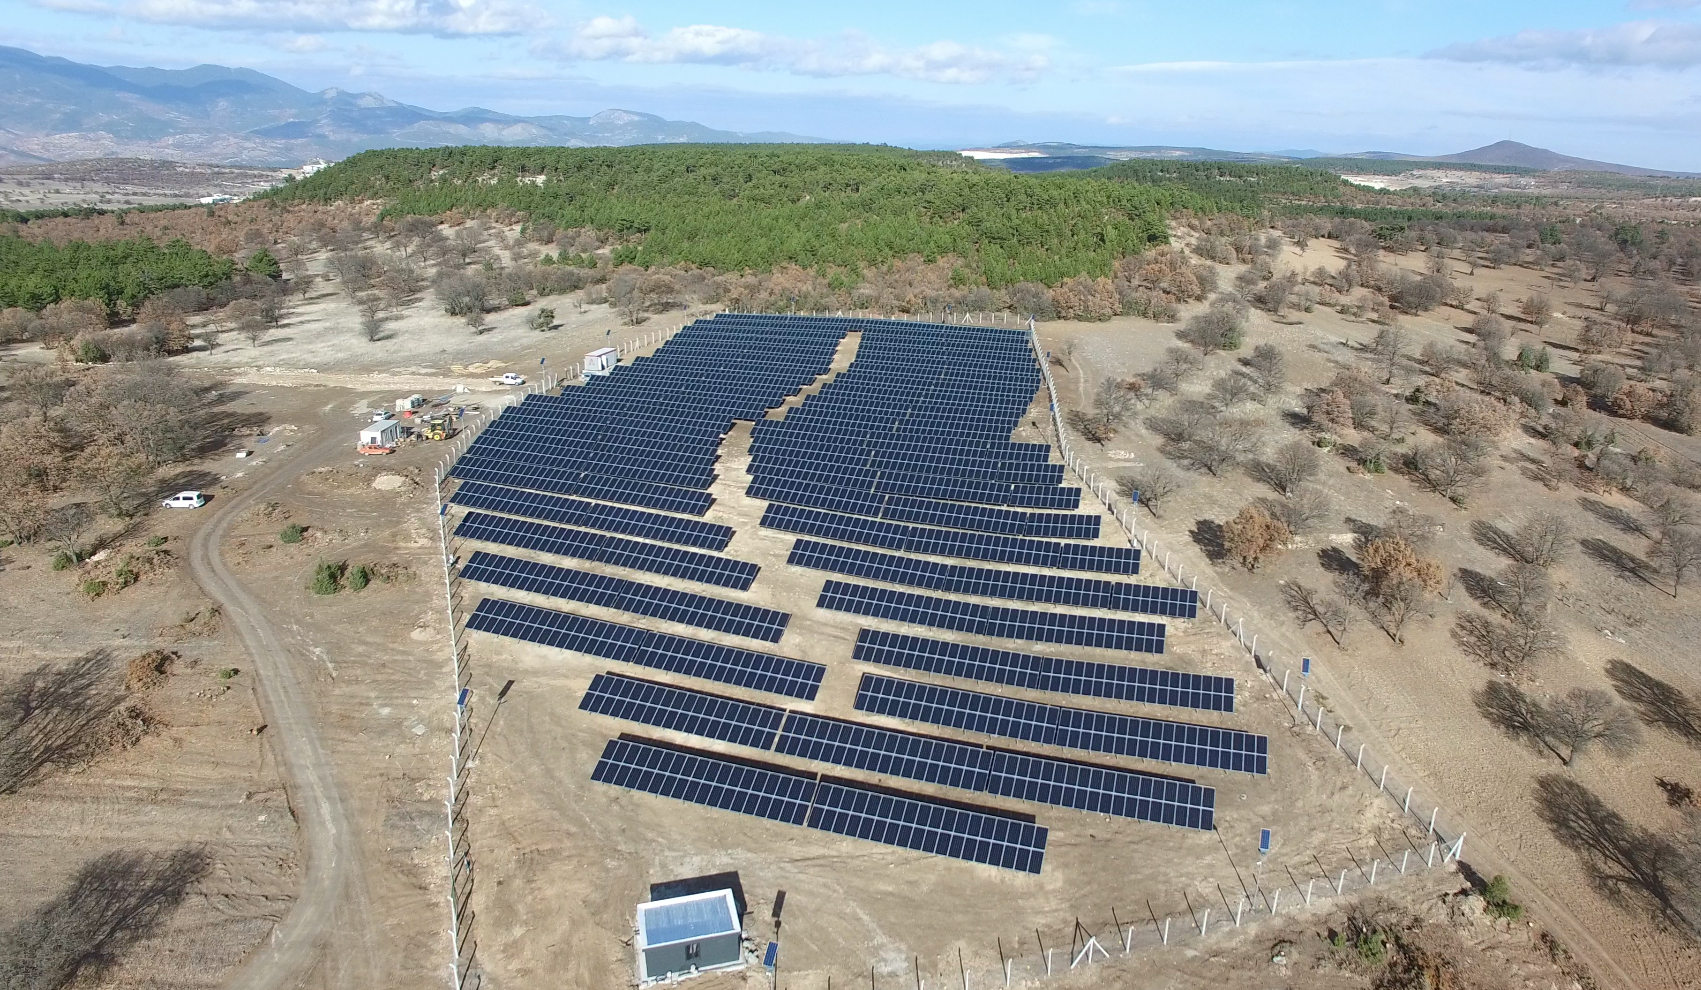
580,672,786,749
463,596,821,698
789,540,1195,619
776,712,990,790
591,736,1049,871
450,480,733,550
853,629,1233,712
461,551,789,642
591,737,817,825
455,511,757,590
854,673,1268,775
983,749,1215,830
807,781,1047,874
763,505,1136,573
817,580,1166,654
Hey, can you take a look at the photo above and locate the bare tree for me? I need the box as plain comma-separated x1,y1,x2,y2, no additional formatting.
1242,343,1286,398
1281,581,1354,646
238,316,267,348
1094,376,1133,427
1118,465,1180,517
40,503,93,563
6,365,69,419
1407,441,1489,505
1452,610,1568,676
1207,373,1258,410
1252,439,1321,496
1651,527,1701,596
1369,324,1410,385
1544,688,1643,766
1475,517,1571,568
465,309,489,335
1606,659,1701,746
1257,486,1332,534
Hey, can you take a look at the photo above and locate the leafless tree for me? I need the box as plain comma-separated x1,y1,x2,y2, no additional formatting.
1252,439,1322,496
1257,486,1332,534
238,316,266,348
1452,610,1568,676
1207,373,1258,410
1242,343,1286,398
6,365,69,419
1407,441,1489,506
1606,659,1701,746
1281,581,1354,646
1544,689,1643,766
1651,526,1701,596
1369,324,1410,384
40,503,93,562
1118,465,1181,517
1474,517,1571,568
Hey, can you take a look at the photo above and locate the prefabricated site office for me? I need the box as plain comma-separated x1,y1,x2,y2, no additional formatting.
635,888,743,983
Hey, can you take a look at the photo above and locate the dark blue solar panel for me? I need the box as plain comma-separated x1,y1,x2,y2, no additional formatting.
449,481,733,551
591,737,817,825
806,781,1047,874
460,551,789,642
817,580,1165,654
854,673,1268,775
852,629,1233,713
580,672,785,749
455,510,757,589
763,505,1138,574
463,597,822,699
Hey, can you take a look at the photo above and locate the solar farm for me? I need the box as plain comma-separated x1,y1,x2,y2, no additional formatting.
449,315,1414,983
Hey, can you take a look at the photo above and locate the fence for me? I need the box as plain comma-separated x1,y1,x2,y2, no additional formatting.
429,321,695,990
1023,323,1469,865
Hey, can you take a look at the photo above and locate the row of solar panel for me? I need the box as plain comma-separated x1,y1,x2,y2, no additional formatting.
853,629,1234,712
790,540,1196,619
856,674,1268,775
484,419,722,459
461,551,788,642
755,464,1083,511
761,504,1134,573
750,451,1063,487
449,456,713,516
454,511,756,589
468,435,717,490
591,737,1048,872
449,481,733,551
749,420,1052,460
465,597,822,699
818,580,1166,654
747,479,1098,540
579,673,1214,830
749,434,1054,471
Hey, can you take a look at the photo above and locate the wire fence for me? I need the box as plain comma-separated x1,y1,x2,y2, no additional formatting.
1023,325,1469,865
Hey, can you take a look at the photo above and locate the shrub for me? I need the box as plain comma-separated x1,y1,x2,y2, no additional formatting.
347,564,371,591
113,557,138,589
218,667,239,680
280,523,305,544
146,535,166,547
311,560,347,595
1355,930,1387,967
1482,875,1524,920
51,551,77,571
81,579,108,598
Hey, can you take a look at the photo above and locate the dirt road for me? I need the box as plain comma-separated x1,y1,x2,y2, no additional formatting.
187,422,380,990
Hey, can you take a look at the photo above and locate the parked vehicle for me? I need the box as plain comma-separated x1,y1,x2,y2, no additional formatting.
490,372,526,386
162,491,207,509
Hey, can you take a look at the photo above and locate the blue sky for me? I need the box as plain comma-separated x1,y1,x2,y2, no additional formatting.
11,0,1701,168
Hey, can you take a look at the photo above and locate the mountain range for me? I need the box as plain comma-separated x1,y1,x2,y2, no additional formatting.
0,45,817,166
975,140,1693,178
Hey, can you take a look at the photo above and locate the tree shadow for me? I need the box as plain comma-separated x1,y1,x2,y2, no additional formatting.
1470,520,1522,561
1473,680,1559,761
1576,497,1647,539
1606,659,1701,747
1341,515,1381,547
0,846,211,987
1578,538,1659,590
1531,775,1697,935
0,650,127,794
1317,546,1360,578
1189,519,1226,563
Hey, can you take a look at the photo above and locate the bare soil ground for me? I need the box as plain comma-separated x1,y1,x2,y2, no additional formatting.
1039,234,1701,990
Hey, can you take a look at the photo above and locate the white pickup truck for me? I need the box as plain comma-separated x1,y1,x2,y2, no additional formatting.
489,372,526,386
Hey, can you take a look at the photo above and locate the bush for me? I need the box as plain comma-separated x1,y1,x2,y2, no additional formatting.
347,564,370,591
218,667,239,680
146,535,166,547
113,557,138,589
51,551,77,571
81,579,107,598
1482,875,1524,920
310,560,346,595
280,524,305,544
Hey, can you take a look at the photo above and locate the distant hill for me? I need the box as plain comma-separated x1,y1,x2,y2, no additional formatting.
0,45,821,166
972,139,1693,178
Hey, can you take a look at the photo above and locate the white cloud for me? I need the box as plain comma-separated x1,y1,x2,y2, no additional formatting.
32,0,538,35
1431,19,1701,68
281,33,329,52
554,15,1048,84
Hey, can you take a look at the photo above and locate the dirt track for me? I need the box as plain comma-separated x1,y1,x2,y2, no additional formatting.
186,421,379,990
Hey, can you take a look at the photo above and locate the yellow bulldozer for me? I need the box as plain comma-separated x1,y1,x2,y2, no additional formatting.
420,412,456,441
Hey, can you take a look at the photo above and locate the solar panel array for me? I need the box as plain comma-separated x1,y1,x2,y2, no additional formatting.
818,580,1166,654
790,539,1194,618
855,673,1268,775
854,629,1234,713
461,551,789,641
749,479,1099,539
580,673,785,749
455,511,758,590
465,597,823,699
592,736,1048,872
450,314,852,515
763,503,1139,574
449,480,733,551
577,670,1214,831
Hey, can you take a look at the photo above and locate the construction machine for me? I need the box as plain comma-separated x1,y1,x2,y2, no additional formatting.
421,412,456,441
